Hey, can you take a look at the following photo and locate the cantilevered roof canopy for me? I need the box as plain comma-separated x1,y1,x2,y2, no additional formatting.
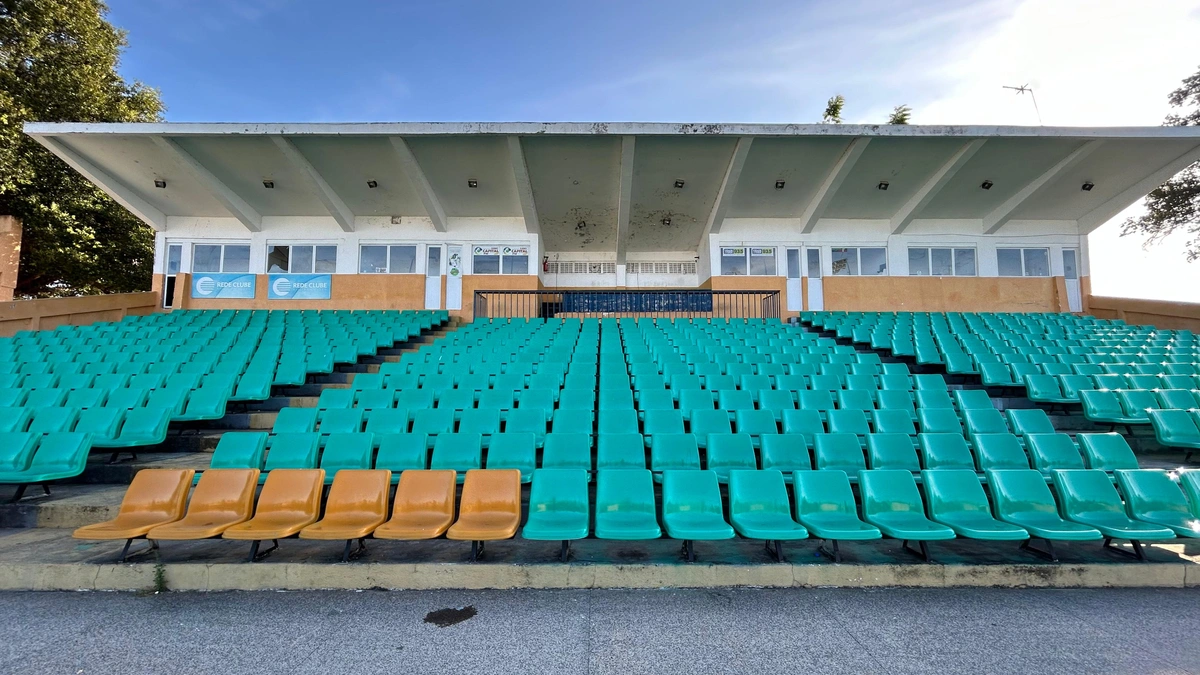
24,122,1200,258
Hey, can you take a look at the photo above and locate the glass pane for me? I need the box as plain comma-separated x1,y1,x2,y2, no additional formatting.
930,248,953,276
166,245,182,275
291,246,314,274
193,245,222,273
1023,248,1050,277
473,254,499,274
390,246,417,274
997,249,1023,277
908,248,929,276
359,246,387,274
426,247,441,277
786,249,800,278
266,245,290,273
860,248,887,276
1062,249,1078,279
830,248,855,276
806,249,821,278
314,246,337,273
954,249,975,276
720,249,747,275
223,245,250,273
502,255,529,274
748,249,776,275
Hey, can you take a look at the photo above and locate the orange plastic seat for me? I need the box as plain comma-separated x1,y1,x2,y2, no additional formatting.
374,469,457,540
146,469,259,541
299,469,391,561
223,469,325,561
447,469,522,560
72,468,195,562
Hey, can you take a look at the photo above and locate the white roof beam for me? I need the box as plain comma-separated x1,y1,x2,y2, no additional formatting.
700,137,753,239
270,136,356,232
1076,143,1200,234
507,136,540,236
615,136,635,265
800,138,870,234
31,136,166,231
982,140,1102,234
389,136,447,233
151,136,261,232
891,139,986,234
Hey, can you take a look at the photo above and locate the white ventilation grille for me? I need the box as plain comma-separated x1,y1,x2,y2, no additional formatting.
545,261,616,275
627,262,697,274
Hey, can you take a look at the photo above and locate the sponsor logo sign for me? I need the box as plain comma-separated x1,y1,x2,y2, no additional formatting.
267,274,332,300
190,273,256,299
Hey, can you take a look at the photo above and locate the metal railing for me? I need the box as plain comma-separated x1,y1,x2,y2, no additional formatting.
473,290,781,320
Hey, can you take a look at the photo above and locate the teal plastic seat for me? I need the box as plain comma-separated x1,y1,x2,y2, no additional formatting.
264,433,321,474
986,469,1102,559
661,470,734,560
552,409,592,438
642,409,684,444
598,409,639,436
522,469,590,558
757,390,796,422
175,387,229,422
649,434,700,480
952,390,994,410
436,389,475,420
973,433,1030,470
1078,433,1138,470
273,407,318,434
690,409,731,448
793,470,881,561
780,410,823,448
917,408,962,435
73,407,125,444
410,408,454,447
1157,389,1200,411
558,389,595,411
759,435,811,478
836,389,875,413
1179,471,1200,518
1080,390,1144,427
209,432,269,470
733,409,778,447
705,433,757,482
0,432,39,473
813,433,866,473
0,433,92,497
728,469,808,558
827,409,870,438
104,387,149,410
1024,374,1076,406
1005,408,1056,437
597,433,646,471
459,408,501,441
65,388,107,410
914,389,953,410
594,469,661,540
485,432,537,482
318,408,365,436
513,389,549,421
316,388,355,410
145,387,188,417
859,469,955,560
0,389,26,408
430,433,483,482
365,408,409,436
917,433,974,470
319,433,375,483
23,388,67,409
1026,433,1085,472
866,433,920,471
1114,469,1200,538
96,407,170,449
1147,409,1200,456
375,433,428,481
872,409,915,436
542,432,591,471
922,469,1028,540
1053,469,1176,558
962,407,1009,439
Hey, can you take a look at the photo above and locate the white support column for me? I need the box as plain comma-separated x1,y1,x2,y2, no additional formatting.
389,136,447,233
507,136,541,237
1076,143,1200,234
982,140,1102,234
270,136,356,232
700,137,753,239
151,136,262,232
800,138,870,234
31,136,167,231
891,139,986,234
615,136,635,265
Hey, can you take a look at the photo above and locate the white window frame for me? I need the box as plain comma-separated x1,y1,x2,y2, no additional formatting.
358,244,419,274
266,243,338,274
907,246,977,277
471,244,530,275
191,242,251,274
830,246,888,276
996,247,1051,277
719,247,777,276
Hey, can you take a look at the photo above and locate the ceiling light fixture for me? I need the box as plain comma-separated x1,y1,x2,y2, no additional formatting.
980,180,994,190
775,180,786,190
153,179,167,189
1081,181,1094,192
467,179,478,188
366,180,378,189
673,179,685,189
262,180,275,189
877,181,889,191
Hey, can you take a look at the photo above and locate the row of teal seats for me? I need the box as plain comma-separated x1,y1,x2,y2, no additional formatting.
1,385,229,422
1147,410,1200,458
1027,374,1200,406
1,406,172,447
1080,389,1200,428
0,432,95,499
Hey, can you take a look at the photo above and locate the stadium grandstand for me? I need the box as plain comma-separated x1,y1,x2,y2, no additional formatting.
1,120,1200,584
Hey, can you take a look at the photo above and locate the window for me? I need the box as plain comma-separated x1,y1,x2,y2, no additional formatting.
359,245,418,274
719,247,776,275
267,244,337,274
192,243,250,273
908,247,976,276
830,247,887,276
472,245,529,274
997,248,1050,277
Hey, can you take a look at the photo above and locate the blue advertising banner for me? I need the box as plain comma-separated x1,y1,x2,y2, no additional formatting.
268,274,332,300
190,273,256,299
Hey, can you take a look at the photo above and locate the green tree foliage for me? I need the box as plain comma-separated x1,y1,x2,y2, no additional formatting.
822,95,845,124
1121,65,1200,261
0,0,163,297
887,104,912,125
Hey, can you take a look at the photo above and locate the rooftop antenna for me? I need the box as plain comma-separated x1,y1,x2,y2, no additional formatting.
1002,84,1042,125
